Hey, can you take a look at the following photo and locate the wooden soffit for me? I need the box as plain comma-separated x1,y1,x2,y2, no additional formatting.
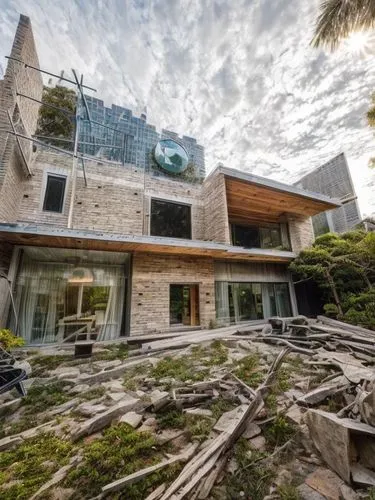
225,176,339,223
0,226,296,264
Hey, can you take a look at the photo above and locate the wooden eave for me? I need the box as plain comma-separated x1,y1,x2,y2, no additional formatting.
0,224,296,264
223,173,340,225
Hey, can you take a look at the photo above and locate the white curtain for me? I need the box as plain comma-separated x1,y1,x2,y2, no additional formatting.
97,267,125,341
215,282,230,326
13,258,125,344
14,261,65,344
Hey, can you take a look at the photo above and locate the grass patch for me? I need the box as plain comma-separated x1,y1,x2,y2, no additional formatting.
79,386,106,401
190,341,228,367
264,393,278,414
152,356,208,382
0,432,75,500
65,423,176,499
0,414,52,439
186,414,213,442
225,438,273,500
207,398,237,420
278,483,301,500
29,354,73,376
21,381,71,414
157,408,186,429
92,343,129,361
234,354,264,388
157,408,213,442
264,415,296,448
123,363,152,391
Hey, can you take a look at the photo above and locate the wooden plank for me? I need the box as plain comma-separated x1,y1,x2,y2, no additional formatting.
317,316,375,338
102,443,198,494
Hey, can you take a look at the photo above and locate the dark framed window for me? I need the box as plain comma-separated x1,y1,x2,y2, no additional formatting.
231,224,286,250
150,199,192,239
43,175,66,213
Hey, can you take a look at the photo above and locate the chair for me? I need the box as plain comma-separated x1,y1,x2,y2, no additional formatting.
0,346,27,396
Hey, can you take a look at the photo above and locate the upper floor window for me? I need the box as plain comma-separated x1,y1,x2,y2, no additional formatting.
43,175,66,213
150,199,192,239
231,223,289,250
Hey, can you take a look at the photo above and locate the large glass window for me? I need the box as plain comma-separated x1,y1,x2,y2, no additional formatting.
215,281,292,324
231,224,288,250
43,175,66,213
151,199,191,239
10,248,128,344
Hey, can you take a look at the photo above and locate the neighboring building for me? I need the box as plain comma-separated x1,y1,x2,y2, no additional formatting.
0,16,340,345
79,95,206,178
295,153,361,237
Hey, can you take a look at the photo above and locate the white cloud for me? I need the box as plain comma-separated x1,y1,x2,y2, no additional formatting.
1,0,374,215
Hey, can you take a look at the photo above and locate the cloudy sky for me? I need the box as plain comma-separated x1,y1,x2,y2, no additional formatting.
1,0,375,215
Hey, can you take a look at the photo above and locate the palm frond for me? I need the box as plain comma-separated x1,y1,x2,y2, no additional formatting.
311,0,375,50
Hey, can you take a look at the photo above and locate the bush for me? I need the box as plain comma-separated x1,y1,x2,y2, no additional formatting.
343,290,375,330
323,303,339,319
0,329,24,350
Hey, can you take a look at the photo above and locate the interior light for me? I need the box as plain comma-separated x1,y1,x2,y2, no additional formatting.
67,267,94,284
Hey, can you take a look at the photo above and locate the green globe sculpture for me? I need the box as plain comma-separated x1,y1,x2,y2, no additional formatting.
154,139,189,174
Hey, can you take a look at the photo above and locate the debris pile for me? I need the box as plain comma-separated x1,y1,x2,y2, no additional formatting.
0,315,375,499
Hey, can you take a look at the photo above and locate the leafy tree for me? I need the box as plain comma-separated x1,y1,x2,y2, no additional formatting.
312,0,375,50
35,86,76,150
290,230,375,323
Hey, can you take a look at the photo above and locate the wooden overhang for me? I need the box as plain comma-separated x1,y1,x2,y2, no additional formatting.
0,224,296,264
221,168,341,225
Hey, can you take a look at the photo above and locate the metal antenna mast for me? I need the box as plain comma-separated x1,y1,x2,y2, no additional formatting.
1,56,131,228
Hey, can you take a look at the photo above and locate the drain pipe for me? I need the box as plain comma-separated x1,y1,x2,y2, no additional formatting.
67,90,81,229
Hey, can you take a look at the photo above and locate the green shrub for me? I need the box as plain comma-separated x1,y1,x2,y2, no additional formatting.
323,303,339,318
343,290,375,330
0,329,24,350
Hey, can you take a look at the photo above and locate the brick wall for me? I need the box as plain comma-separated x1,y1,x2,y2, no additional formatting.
287,215,314,253
202,173,230,243
0,15,43,223
16,149,207,238
130,253,215,335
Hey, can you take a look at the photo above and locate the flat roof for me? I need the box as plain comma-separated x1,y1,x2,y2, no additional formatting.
0,223,296,264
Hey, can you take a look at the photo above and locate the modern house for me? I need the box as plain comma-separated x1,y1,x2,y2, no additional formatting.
295,153,361,237
0,16,340,345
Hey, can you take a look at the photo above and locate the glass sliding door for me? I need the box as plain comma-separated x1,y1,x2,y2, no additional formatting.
274,283,292,317
215,281,292,324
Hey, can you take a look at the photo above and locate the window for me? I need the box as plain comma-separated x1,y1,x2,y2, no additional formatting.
151,199,191,239
231,224,287,250
215,281,292,324
43,175,66,213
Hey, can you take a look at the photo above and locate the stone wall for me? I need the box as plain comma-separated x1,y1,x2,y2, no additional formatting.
130,253,215,335
287,215,314,253
0,15,43,223
201,172,230,244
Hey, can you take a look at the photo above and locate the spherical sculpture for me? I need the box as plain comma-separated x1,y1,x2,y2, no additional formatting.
154,139,189,174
